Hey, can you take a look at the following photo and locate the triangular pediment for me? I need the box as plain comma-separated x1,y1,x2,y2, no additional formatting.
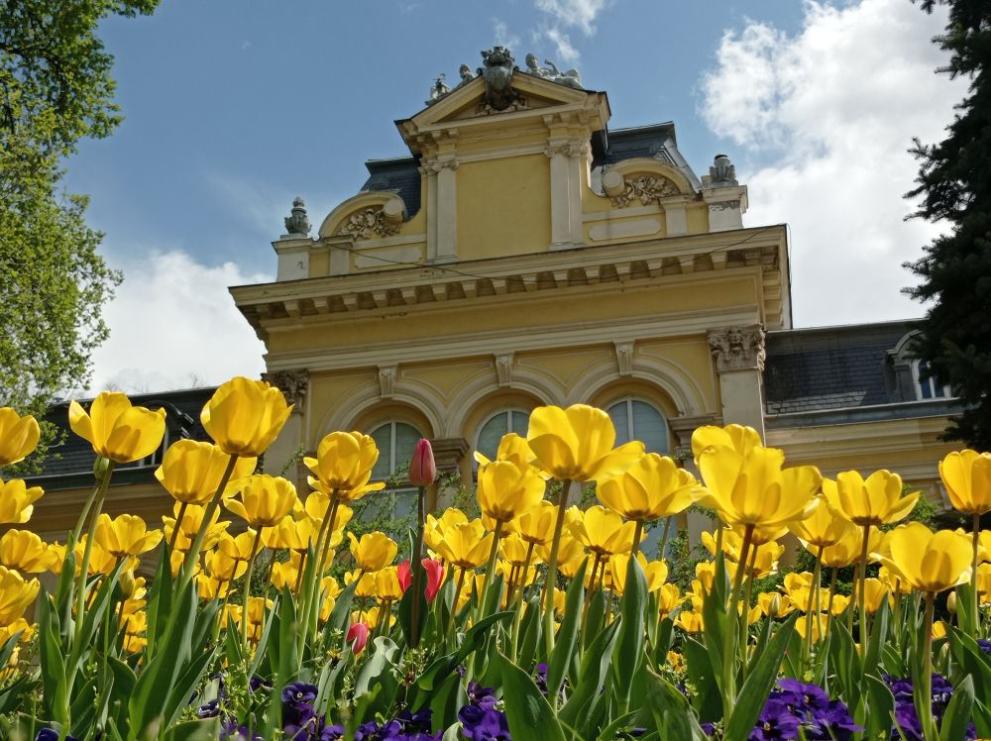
396,72,610,150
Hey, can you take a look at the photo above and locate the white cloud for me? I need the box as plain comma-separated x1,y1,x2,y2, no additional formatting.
535,0,608,35
700,0,968,327
88,250,269,394
492,18,521,51
544,27,579,63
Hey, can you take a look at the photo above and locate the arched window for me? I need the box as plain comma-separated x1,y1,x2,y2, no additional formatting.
369,421,423,481
475,409,530,462
607,399,669,454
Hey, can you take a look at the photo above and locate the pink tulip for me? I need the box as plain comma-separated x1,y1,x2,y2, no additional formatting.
409,439,436,487
398,558,445,602
346,621,369,654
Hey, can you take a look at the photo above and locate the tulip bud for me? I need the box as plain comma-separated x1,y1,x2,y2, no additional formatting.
397,558,445,602
769,593,783,617
409,439,436,487
346,621,369,654
120,569,137,598
947,591,957,614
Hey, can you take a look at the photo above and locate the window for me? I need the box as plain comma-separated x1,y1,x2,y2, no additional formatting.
367,421,423,523
475,409,531,462
911,360,952,401
607,399,669,454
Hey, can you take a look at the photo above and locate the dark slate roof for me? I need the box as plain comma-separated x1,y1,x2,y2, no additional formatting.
763,320,962,428
591,123,702,190
27,387,216,491
361,157,422,218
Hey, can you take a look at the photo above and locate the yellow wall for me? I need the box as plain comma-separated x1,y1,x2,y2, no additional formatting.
456,155,551,259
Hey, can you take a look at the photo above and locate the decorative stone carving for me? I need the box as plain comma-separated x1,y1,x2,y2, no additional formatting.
544,140,588,159
457,64,475,86
708,154,738,186
378,365,397,398
262,369,309,410
479,46,520,111
336,207,401,240
426,74,450,106
524,53,582,89
423,156,460,174
283,197,310,237
707,325,766,372
610,174,681,208
614,342,634,376
709,199,741,211
494,353,514,386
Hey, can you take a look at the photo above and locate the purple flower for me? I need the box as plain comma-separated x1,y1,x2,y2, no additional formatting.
35,731,78,741
884,674,976,740
977,639,991,655
459,682,511,740
196,699,220,719
220,722,265,740
743,680,860,741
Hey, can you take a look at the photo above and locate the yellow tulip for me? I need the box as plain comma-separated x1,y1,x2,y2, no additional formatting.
372,566,404,602
319,576,343,622
597,453,700,522
197,574,232,600
676,609,704,633
794,613,829,643
789,489,856,548
304,431,384,502
878,566,912,596
526,404,644,483
693,561,716,596
155,440,257,505
0,529,57,573
162,501,230,551
727,540,783,580
691,424,762,461
204,548,248,583
758,592,795,618
508,501,573,547
474,433,541,473
432,519,493,571
215,530,259,562
658,583,681,617
609,553,668,593
549,533,587,578
69,392,166,464
476,460,545,524
878,523,972,593
825,471,918,528
569,505,640,558
976,563,991,604
224,475,298,528
820,526,880,569
75,539,133,575
499,532,532,567
0,566,39,626
346,569,378,599
425,508,469,553
0,408,40,467
939,450,991,515
0,478,43,524
262,515,318,552
94,514,163,558
200,377,292,457
861,578,888,614
348,531,398,572
697,445,821,529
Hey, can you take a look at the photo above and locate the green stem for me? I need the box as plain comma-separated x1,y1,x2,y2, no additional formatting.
477,519,505,623
658,517,673,560
804,546,823,665
723,523,754,706
739,536,759,680
630,519,644,557
972,512,981,630
542,480,573,655
921,592,936,740
240,527,264,651
449,566,467,640
858,523,872,656
71,458,111,544
825,568,838,643
515,541,536,604
410,485,426,648
73,460,115,645
179,454,238,590
168,500,189,553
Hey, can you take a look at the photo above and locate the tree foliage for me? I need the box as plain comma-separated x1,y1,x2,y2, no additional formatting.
905,0,991,446
0,0,159,466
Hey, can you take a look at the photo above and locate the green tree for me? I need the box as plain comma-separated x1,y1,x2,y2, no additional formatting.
905,0,991,447
1,0,159,466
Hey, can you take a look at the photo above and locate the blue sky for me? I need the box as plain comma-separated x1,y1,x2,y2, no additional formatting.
68,0,965,392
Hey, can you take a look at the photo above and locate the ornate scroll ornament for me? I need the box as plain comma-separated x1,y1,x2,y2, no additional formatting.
283,197,310,236
610,174,681,208
707,325,766,373
336,207,400,240
262,369,309,410
479,46,520,111
709,200,741,212
544,140,589,159
708,154,738,186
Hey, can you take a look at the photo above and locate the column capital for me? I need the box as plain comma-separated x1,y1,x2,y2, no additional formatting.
707,325,766,372
429,437,470,474
262,369,309,411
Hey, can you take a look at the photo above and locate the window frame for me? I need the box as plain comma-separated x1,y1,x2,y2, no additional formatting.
910,359,953,401
474,408,530,460
605,397,670,454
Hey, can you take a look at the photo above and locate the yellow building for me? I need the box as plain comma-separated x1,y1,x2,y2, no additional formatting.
25,48,961,540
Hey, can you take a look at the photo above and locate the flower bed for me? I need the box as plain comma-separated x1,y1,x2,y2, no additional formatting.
0,379,989,740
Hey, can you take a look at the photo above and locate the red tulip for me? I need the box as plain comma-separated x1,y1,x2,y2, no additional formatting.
346,621,369,654
409,439,436,487
397,558,445,602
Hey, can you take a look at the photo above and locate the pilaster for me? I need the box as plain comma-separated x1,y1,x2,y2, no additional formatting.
260,369,310,491
707,324,767,438
544,132,589,249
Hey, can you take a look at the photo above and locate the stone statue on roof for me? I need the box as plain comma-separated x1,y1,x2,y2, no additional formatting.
426,74,450,106
478,46,519,111
524,53,582,89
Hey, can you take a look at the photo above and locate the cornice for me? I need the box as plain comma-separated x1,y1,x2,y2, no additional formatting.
264,304,761,373
231,225,788,335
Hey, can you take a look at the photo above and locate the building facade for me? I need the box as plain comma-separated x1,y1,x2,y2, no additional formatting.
25,49,963,539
